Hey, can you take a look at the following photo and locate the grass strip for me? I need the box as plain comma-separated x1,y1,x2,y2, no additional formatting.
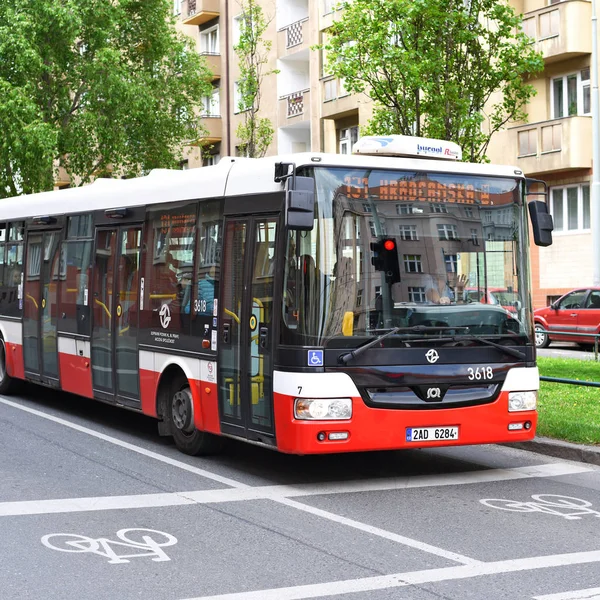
536,357,600,446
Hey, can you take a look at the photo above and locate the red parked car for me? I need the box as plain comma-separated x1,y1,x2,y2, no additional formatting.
463,287,519,313
533,287,600,348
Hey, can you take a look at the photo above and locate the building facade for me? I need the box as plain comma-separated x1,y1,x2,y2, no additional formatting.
174,0,594,309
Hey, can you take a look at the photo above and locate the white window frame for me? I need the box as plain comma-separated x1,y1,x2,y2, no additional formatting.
398,225,418,241
437,224,458,241
201,87,220,117
551,70,591,119
408,286,426,303
550,184,591,234
339,126,359,154
200,24,219,55
403,254,422,273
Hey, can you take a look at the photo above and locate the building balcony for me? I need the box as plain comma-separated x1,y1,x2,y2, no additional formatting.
523,0,591,64
278,89,310,128
494,116,592,177
192,116,222,145
321,78,357,119
277,18,309,57
181,0,219,26
201,53,221,80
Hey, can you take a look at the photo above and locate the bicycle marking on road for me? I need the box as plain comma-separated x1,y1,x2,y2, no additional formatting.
180,550,600,600
41,528,177,564
534,587,600,599
481,494,600,520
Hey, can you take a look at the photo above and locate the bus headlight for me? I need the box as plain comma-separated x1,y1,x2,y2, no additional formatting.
508,391,537,412
294,398,352,420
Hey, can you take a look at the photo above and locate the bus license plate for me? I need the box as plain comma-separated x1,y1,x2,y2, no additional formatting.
406,426,459,442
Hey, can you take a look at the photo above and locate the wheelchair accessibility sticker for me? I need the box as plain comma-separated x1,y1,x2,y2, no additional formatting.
307,350,323,366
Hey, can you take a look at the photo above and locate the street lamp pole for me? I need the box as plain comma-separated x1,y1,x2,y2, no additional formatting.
592,0,600,285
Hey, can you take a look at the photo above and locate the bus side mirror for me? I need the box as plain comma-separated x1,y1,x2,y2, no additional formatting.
528,200,553,247
285,175,315,231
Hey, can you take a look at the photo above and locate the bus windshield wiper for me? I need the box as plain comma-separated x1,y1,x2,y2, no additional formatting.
444,334,527,360
338,325,468,365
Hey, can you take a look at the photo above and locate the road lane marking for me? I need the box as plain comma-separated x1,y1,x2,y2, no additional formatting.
0,397,248,489
534,588,600,599
181,550,600,600
0,463,592,518
1,396,594,568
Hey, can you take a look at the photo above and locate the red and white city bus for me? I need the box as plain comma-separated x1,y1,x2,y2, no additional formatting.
0,135,553,455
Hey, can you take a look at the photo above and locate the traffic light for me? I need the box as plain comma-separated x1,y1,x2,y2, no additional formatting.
370,238,401,284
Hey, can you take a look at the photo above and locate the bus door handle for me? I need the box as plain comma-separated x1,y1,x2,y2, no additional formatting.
259,326,269,350
222,323,231,345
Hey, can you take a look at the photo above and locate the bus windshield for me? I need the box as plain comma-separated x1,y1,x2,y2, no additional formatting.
280,166,533,348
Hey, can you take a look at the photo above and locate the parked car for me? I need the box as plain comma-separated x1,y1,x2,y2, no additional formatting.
533,287,600,348
463,287,519,313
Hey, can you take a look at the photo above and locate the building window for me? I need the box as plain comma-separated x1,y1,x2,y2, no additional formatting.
399,225,418,241
200,25,219,55
437,224,458,241
339,126,359,154
444,254,458,273
550,184,591,232
396,203,413,215
464,207,474,218
551,70,591,118
403,254,422,273
173,0,182,15
408,286,426,303
362,203,372,213
203,153,221,167
180,159,189,170
202,87,220,117
234,81,249,113
541,123,561,153
470,229,479,245
430,203,448,214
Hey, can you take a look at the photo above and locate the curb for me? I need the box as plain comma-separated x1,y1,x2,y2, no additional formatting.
504,437,600,467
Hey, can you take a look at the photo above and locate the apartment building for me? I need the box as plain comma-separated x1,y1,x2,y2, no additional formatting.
176,0,593,309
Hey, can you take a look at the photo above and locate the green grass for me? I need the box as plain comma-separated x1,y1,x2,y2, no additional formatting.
536,357,600,446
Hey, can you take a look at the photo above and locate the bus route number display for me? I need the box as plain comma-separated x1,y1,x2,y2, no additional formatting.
343,175,492,205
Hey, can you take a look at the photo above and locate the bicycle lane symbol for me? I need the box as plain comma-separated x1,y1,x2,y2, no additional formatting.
41,528,178,564
480,495,600,520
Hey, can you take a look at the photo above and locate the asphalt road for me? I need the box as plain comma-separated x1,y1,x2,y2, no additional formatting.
2,385,600,600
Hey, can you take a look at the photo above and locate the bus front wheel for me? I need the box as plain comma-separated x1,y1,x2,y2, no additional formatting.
168,377,223,456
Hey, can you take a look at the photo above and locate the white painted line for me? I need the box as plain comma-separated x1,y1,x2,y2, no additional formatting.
182,550,600,600
0,397,248,489
0,462,591,518
277,496,480,565
534,588,600,600
1,396,595,569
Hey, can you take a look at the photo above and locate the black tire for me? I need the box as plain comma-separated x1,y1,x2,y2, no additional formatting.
167,376,224,456
0,338,18,395
534,324,550,349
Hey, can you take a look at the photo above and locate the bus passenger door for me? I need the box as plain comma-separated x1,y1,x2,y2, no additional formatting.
219,215,279,443
91,226,142,405
23,230,61,384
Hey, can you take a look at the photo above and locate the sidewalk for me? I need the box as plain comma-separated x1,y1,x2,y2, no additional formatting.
505,437,600,466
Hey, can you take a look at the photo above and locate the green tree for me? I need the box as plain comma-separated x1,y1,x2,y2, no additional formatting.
321,0,543,162
234,0,276,158
0,0,213,198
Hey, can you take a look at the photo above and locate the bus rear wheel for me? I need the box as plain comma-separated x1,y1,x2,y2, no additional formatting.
0,339,18,395
168,377,223,456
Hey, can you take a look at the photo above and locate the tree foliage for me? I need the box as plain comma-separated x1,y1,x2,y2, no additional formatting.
322,0,544,162
0,0,213,197
234,0,276,158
